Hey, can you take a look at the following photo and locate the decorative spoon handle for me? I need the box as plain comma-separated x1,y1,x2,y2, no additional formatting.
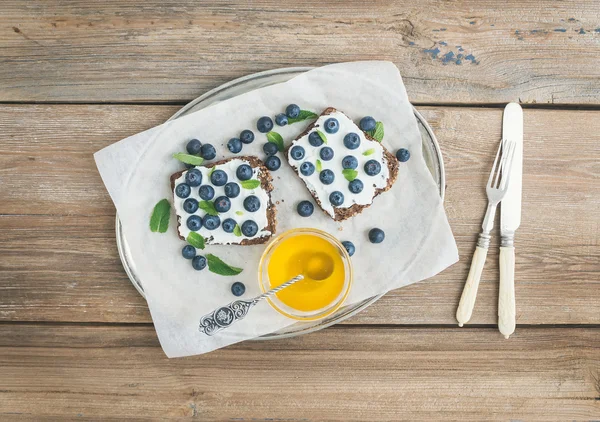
198,275,304,336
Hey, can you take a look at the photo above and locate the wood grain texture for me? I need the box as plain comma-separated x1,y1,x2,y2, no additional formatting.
1,0,600,104
0,105,598,324
0,324,598,420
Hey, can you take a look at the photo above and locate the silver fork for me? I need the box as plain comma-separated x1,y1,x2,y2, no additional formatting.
456,139,516,327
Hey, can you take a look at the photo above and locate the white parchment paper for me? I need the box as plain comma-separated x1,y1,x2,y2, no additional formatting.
95,62,458,357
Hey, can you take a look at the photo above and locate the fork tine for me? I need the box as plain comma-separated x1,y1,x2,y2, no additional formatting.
487,140,503,188
500,141,517,190
493,139,511,188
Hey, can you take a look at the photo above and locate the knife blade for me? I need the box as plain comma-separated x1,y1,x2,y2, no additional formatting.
498,102,523,339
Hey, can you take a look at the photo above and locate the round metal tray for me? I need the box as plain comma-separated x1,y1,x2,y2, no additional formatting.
116,67,445,340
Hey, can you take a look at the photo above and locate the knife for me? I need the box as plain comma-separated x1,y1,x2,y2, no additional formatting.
498,103,523,339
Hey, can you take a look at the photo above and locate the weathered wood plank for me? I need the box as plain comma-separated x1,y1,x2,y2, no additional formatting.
0,324,598,420
1,1,600,104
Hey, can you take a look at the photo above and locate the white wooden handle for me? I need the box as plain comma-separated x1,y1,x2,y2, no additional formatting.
456,246,488,327
498,246,516,339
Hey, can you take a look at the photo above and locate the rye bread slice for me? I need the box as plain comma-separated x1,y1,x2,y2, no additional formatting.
286,107,399,221
170,156,276,245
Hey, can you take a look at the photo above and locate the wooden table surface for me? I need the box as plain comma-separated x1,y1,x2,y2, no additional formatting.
1,1,599,420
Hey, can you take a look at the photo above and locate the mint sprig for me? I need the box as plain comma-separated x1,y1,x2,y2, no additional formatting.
233,224,242,237
316,130,328,144
363,148,376,156
198,200,218,216
240,179,261,189
208,166,216,177
342,169,358,182
316,159,322,172
266,131,284,152
172,153,204,166
206,254,243,276
235,210,244,216
186,232,205,249
366,122,384,142
149,199,171,233
287,110,318,124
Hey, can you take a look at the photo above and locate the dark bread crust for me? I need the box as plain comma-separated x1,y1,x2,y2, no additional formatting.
286,107,399,221
170,156,276,245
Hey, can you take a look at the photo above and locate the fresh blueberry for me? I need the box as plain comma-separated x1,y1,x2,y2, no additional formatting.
286,104,301,118
297,200,314,217
186,215,202,231
231,281,246,297
396,148,411,162
243,195,261,212
308,131,324,147
360,116,377,132
240,129,255,144
341,241,355,257
183,198,199,213
368,228,385,244
182,245,196,259
342,155,358,169
224,182,240,198
214,196,231,213
319,146,334,161
186,139,202,155
184,163,195,169
263,142,278,156
241,220,259,237
203,215,221,230
290,145,305,160
329,191,344,206
185,168,203,187
192,255,207,271
236,164,253,181
319,169,335,185
199,185,215,200
343,132,361,150
227,137,242,154
265,155,281,171
364,159,382,176
348,179,364,194
200,143,217,160
275,113,288,126
210,169,228,186
175,183,191,198
222,218,236,233
257,116,274,133
324,118,339,134
300,161,315,176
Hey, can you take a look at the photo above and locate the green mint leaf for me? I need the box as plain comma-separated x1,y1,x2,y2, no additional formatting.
206,254,243,276
316,130,327,144
287,110,318,124
316,159,322,172
363,148,376,156
186,232,205,249
208,166,216,177
240,179,260,189
367,121,384,142
342,168,358,182
266,131,285,152
198,200,218,216
149,199,171,233
233,224,242,237
235,210,244,216
172,153,204,166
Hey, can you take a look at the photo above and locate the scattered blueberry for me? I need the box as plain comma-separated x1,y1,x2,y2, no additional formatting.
308,131,324,147
227,138,242,154
214,196,231,213
224,182,240,198
185,168,203,187
192,255,207,271
199,185,215,200
343,132,361,150
319,169,335,185
203,215,221,230
297,200,314,217
183,198,199,213
342,155,358,169
182,245,196,259
300,161,315,176
257,116,274,133
184,163,194,169
240,129,255,144
286,104,301,118
263,142,278,156
186,139,202,155
200,143,216,160
341,241,355,257
320,146,334,161
175,183,191,198
231,281,246,297
364,159,382,176
290,145,305,160
348,179,364,194
243,195,261,212
275,113,288,126
236,164,253,181
360,116,377,132
368,228,385,244
329,191,344,206
187,215,203,231
265,155,281,171
396,148,411,162
211,169,228,186
222,218,237,233
324,118,339,134
241,220,259,237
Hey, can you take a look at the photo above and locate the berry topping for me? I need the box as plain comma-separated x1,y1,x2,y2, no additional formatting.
308,131,324,147
359,116,377,132
300,161,315,176
175,183,191,198
186,215,202,231
224,182,240,198
214,196,231,213
343,132,361,150
364,159,382,176
241,220,259,237
203,215,221,230
199,185,215,200
210,169,228,186
183,198,199,213
320,146,334,161
236,164,253,181
324,118,339,134
185,168,203,187
348,179,364,194
222,218,236,233
243,195,261,212
290,145,305,160
329,191,344,206
342,155,358,169
319,169,335,185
